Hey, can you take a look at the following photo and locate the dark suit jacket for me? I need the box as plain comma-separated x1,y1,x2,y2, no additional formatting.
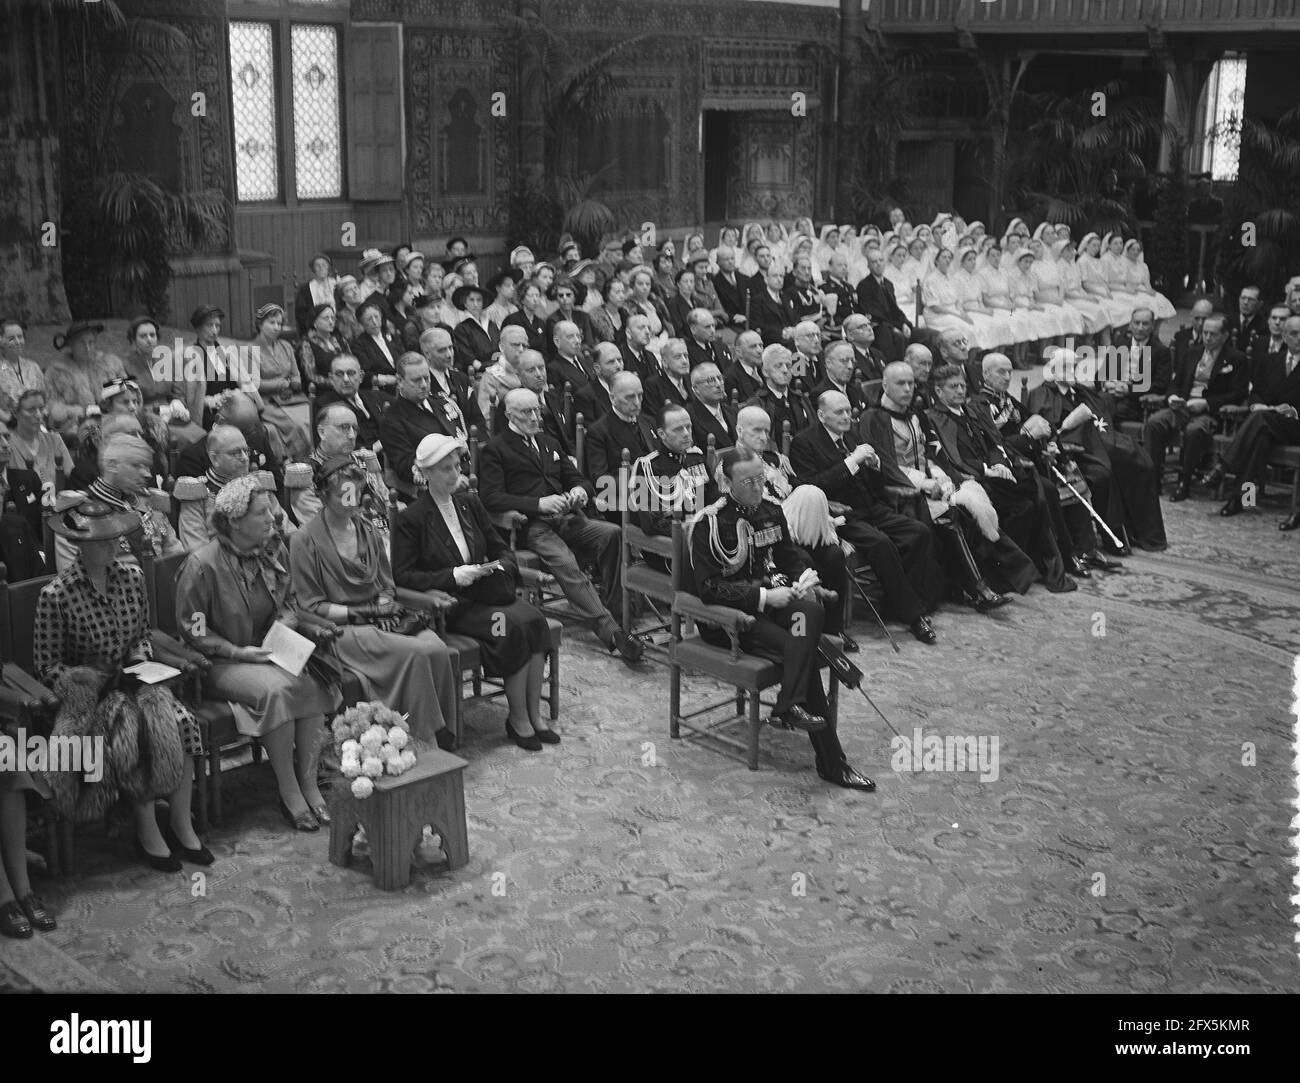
856,274,909,330
544,308,596,358
788,420,885,511
712,271,750,325
178,425,283,493
478,427,594,521
812,377,868,416
313,387,389,450
820,276,858,326
1246,350,1300,409
548,353,594,393
1251,337,1286,367
1115,337,1174,395
750,286,796,346
619,343,659,383
451,317,501,375
501,309,549,354
3,466,45,551
573,379,614,426
1023,382,1110,465
686,336,732,372
1228,308,1268,355
378,393,468,489
1169,345,1248,415
850,344,888,383
688,399,737,452
747,385,813,451
351,330,405,390
723,361,763,404
665,294,694,337
1170,326,1203,370
783,282,821,323
493,386,572,458
391,489,513,595
584,411,656,484
644,373,692,415
925,405,1013,483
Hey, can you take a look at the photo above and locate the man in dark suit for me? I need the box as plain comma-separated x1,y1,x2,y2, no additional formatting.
747,345,813,450
1170,298,1214,370
478,387,642,662
712,245,750,335
819,254,858,330
788,389,943,643
751,268,797,347
745,243,775,296
620,313,659,382
842,314,888,384
584,373,656,520
573,342,624,427
855,249,912,363
1145,314,1247,500
497,349,572,458
790,321,824,389
420,327,482,430
1105,307,1173,423
543,281,596,359
1228,285,1268,355
813,342,870,415
378,352,469,497
644,339,693,415
724,330,765,403
684,308,732,371
1251,304,1290,366
782,256,822,325
547,319,594,393
313,352,389,452
177,390,283,494
688,362,737,451
1203,314,1300,525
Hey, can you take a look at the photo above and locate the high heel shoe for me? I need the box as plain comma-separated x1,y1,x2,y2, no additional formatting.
135,840,182,873
159,818,215,866
531,726,561,745
505,720,543,751
279,799,319,833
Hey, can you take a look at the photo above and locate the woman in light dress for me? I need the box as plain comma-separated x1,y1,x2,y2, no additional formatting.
884,243,918,315
977,245,1039,364
1121,239,1177,320
1005,249,1059,348
1099,233,1143,319
921,249,973,338
1054,239,1112,344
1076,232,1134,332
953,248,1014,350
1028,238,1083,340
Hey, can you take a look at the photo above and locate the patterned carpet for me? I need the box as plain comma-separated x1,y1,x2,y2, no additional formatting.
3,494,1298,994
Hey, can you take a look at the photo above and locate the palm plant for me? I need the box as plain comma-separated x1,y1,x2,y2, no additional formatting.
54,0,228,318
503,4,650,256
1215,105,1300,303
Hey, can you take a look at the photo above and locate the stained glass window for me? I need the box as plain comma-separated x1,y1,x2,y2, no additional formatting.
229,22,280,202
1202,54,1247,183
291,25,342,199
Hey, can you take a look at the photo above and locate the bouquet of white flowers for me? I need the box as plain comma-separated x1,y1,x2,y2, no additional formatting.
332,701,419,799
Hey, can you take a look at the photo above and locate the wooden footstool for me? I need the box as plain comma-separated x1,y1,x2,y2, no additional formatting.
328,748,469,890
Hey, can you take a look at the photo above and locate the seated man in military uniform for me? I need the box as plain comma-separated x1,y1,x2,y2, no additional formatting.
629,403,711,571
689,445,874,792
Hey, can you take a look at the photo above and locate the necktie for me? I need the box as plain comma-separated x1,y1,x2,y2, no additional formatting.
421,399,434,414
1287,354,1299,377
352,396,369,420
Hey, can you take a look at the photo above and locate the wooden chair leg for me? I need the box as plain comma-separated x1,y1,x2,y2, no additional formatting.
669,660,681,738
208,744,223,826
747,690,761,770
193,755,209,834
548,649,560,721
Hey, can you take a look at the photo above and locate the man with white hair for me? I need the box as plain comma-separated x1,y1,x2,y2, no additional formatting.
724,330,765,402
620,313,659,382
843,314,887,384
644,338,692,414
499,350,572,457
584,373,656,523
290,402,390,529
813,341,869,415
477,323,529,429
688,362,737,449
935,326,980,397
904,343,936,411
856,247,912,362
789,389,944,642
547,319,593,391
711,245,750,333
819,253,858,331
747,344,812,444
574,342,624,425
790,320,824,386
479,387,644,663
734,404,798,503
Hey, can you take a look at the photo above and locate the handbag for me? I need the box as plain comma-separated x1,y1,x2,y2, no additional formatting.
467,564,518,606
377,606,433,637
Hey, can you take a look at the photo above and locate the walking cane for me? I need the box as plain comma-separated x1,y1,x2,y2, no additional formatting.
849,571,901,654
817,634,902,740
1048,461,1125,550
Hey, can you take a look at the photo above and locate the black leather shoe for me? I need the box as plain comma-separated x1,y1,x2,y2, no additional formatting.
1083,550,1122,571
532,727,561,745
136,840,183,872
840,632,860,654
309,805,332,826
1219,495,1243,517
769,706,828,733
0,900,32,939
1280,511,1300,532
1133,539,1168,552
1171,482,1191,502
18,894,56,932
909,616,937,644
505,721,543,752
160,821,215,866
817,761,876,792
608,628,645,665
974,585,1011,611
1067,556,1092,578
279,799,319,833
1044,576,1078,593
435,728,457,751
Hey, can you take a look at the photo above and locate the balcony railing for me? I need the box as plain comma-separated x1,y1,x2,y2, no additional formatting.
871,0,1300,31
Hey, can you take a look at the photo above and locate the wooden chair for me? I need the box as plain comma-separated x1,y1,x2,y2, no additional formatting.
668,518,840,770
1211,406,1300,513
619,450,675,663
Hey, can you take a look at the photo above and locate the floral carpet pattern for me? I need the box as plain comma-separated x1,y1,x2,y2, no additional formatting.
3,498,1298,993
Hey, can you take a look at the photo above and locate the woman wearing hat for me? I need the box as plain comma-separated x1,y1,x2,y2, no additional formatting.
35,497,210,873
44,320,125,440
187,304,240,428
289,455,459,750
250,303,311,461
1120,238,1176,321
6,389,74,492
175,474,342,831
294,253,338,336
0,316,46,426
502,280,550,354
299,302,348,389
356,248,397,305
1005,248,1057,348
393,434,555,751
485,268,523,328
1076,232,1133,332
1099,233,1141,322
920,248,973,339
450,283,499,374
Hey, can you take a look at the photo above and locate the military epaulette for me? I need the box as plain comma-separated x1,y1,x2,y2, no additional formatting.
144,488,171,514
173,476,208,501
284,462,313,490
252,469,277,491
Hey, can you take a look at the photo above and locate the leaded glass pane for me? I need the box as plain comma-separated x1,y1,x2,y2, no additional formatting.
229,22,280,202
292,24,342,200
1207,55,1246,184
